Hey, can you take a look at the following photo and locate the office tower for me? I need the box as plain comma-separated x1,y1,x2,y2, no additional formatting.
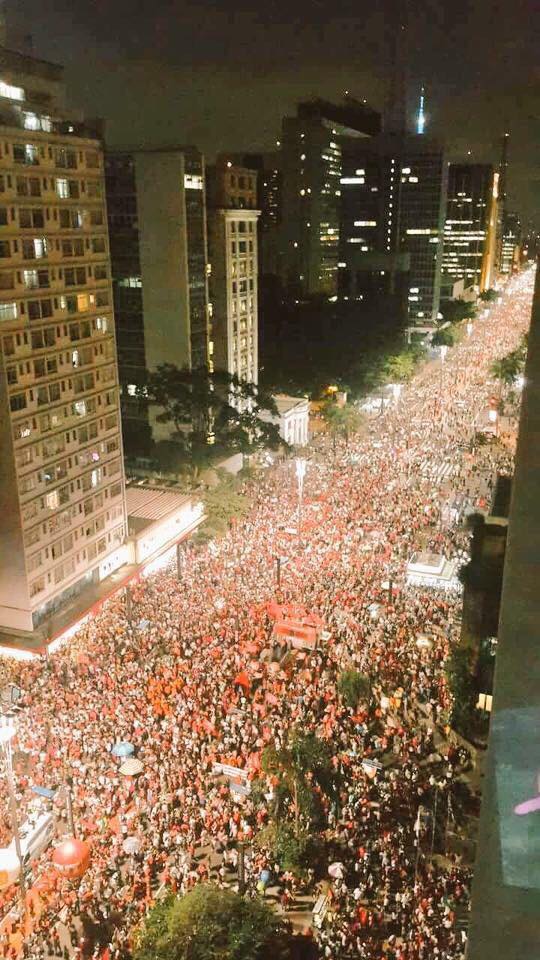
442,163,494,291
223,152,281,278
339,133,448,323
0,45,127,633
206,160,260,384
105,147,211,453
500,212,521,275
280,98,381,298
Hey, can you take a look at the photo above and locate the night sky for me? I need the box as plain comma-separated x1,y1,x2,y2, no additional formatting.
10,0,540,225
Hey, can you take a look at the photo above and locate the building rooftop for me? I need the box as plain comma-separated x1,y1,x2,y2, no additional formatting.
126,485,191,526
274,394,310,415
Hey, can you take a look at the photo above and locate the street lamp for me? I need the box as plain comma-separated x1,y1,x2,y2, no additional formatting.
295,458,307,539
0,718,26,910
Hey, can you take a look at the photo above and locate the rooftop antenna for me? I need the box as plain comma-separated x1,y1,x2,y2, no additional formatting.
416,85,426,135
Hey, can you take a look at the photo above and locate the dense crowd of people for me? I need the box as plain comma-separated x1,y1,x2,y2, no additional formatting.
0,269,535,959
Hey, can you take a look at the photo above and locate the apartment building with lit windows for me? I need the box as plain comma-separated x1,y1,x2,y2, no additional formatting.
442,163,494,290
105,146,211,453
207,160,260,384
279,98,381,298
0,46,127,633
339,133,447,323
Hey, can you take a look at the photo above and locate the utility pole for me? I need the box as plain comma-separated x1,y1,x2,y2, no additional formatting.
65,776,76,837
237,842,245,895
176,542,183,581
275,556,281,589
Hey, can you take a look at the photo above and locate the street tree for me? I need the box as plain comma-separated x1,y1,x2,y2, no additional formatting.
145,365,282,477
261,729,338,838
134,886,290,960
479,288,498,302
431,327,456,348
321,402,365,450
337,669,371,709
440,299,477,324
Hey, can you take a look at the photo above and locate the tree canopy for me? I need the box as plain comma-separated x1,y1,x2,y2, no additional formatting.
261,728,338,838
431,327,456,348
440,299,477,324
479,288,499,302
134,886,290,960
145,365,282,475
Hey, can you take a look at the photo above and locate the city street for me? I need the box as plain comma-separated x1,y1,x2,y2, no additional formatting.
0,267,535,960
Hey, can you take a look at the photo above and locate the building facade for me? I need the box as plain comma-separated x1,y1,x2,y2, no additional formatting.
0,46,127,633
339,133,448,323
105,147,211,452
207,161,259,384
442,163,494,290
500,211,521,275
280,98,381,298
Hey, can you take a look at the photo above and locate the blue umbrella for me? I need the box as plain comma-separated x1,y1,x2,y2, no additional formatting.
112,741,135,758
260,869,271,886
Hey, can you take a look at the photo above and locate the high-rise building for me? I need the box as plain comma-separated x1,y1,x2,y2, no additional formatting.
0,45,127,633
442,163,494,291
500,211,521,275
280,98,381,298
339,133,448,323
105,147,211,452
223,152,281,278
206,160,260,384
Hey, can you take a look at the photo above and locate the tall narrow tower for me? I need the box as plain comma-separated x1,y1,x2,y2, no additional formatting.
416,86,426,135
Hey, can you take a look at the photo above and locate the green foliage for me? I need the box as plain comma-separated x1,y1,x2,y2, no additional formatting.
255,822,323,879
379,347,424,384
445,647,476,736
479,288,498,302
490,335,527,389
145,365,282,477
440,299,477,324
431,327,456,348
337,669,370,709
193,474,250,545
261,729,338,836
321,403,365,446
134,886,290,960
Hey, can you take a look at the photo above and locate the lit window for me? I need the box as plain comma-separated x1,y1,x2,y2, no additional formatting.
0,81,24,101
354,220,377,227
74,400,86,417
0,301,17,321
95,316,108,332
56,178,69,199
34,237,47,258
184,174,203,190
118,276,142,288
402,167,411,174
127,384,137,396
45,490,59,510
91,468,102,487
340,177,364,185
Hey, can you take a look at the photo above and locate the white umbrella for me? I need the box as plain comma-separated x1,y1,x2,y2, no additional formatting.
328,862,345,879
123,836,141,855
120,758,144,777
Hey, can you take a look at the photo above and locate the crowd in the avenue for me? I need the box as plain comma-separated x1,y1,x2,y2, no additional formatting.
0,271,534,959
